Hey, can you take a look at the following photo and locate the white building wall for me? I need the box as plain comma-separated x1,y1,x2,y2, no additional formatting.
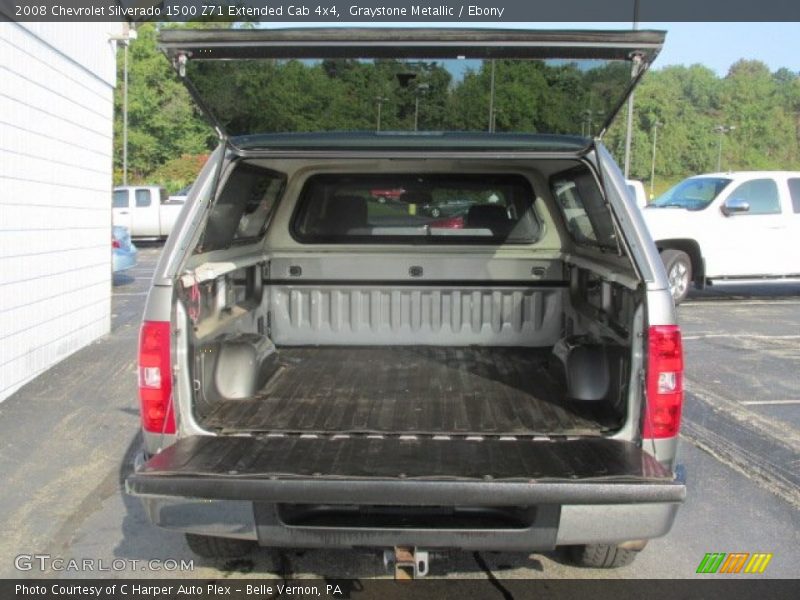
0,22,121,401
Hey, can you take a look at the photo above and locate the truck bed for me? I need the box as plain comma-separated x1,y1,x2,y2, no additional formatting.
199,347,620,436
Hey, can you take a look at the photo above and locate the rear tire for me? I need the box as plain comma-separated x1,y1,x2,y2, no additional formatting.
661,249,692,304
568,544,639,568
184,534,257,559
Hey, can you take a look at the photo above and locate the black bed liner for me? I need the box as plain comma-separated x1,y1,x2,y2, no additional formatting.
127,436,685,506
199,347,620,436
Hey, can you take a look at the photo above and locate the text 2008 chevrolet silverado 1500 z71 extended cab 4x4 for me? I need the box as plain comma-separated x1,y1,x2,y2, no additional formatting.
125,28,685,574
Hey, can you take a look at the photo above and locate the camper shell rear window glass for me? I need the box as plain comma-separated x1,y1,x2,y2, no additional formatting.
197,162,286,252
291,174,540,244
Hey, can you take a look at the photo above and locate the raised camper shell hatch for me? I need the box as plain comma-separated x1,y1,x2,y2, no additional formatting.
158,27,665,140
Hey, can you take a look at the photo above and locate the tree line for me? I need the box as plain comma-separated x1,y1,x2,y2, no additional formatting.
115,24,800,195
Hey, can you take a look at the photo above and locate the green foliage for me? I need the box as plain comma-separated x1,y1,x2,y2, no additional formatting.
607,61,800,185
113,24,215,184
114,29,800,188
149,153,210,194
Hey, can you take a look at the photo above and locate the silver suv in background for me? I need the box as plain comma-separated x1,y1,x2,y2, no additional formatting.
125,29,685,575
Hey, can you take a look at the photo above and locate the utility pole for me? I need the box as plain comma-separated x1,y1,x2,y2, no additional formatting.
623,0,640,178
650,121,662,199
623,80,635,178
582,110,595,138
488,59,496,132
414,83,428,132
714,125,735,171
375,96,388,132
109,24,137,186
123,42,128,185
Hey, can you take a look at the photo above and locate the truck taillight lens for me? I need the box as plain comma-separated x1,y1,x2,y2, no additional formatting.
138,320,175,434
643,325,683,439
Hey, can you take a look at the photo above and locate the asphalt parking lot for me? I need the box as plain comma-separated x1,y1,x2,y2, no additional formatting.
0,245,797,581
679,286,800,507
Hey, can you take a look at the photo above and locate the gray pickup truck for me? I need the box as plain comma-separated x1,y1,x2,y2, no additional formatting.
126,28,685,575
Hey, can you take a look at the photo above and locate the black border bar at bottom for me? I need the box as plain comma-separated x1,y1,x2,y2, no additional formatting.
3,579,798,599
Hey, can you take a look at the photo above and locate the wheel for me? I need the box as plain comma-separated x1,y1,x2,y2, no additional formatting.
568,544,640,568
430,207,441,217
661,249,692,304
184,534,257,558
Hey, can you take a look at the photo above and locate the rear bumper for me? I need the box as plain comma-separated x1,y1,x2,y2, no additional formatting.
128,435,685,550
137,494,681,550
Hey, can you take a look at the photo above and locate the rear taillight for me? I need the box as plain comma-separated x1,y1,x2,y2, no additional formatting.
112,238,121,249
138,320,176,434
643,324,683,439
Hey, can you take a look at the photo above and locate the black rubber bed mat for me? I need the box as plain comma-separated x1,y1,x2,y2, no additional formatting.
199,347,621,436
127,436,685,505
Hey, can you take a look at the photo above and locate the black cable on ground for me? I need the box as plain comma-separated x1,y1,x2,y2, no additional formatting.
473,552,514,600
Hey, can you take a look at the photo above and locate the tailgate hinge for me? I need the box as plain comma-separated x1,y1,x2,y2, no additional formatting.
629,51,646,77
174,52,191,78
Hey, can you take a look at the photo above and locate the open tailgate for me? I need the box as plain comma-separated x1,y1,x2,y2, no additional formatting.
127,436,685,506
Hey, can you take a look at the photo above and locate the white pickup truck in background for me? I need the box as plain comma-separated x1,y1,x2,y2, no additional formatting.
112,185,185,240
642,171,800,303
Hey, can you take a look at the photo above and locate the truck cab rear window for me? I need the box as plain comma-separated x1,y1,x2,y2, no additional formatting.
291,174,540,244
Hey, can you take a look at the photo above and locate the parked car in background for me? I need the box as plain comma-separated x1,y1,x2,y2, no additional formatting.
112,185,184,240
370,187,405,204
625,179,648,208
642,171,800,303
112,226,137,273
420,197,474,218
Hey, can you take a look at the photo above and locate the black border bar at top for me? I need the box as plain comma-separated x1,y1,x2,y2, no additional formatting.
159,28,666,61
2,0,800,22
